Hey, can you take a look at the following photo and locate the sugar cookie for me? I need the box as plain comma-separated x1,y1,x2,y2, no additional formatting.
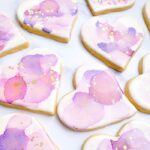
143,0,150,31
83,121,150,150
0,113,58,149
125,72,150,113
81,16,144,72
17,0,78,43
57,65,136,131
0,49,62,115
139,54,150,74
86,0,135,16
0,13,28,57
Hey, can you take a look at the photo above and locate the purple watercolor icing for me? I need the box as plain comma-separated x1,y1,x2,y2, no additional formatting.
96,21,143,57
23,0,78,34
0,22,14,50
111,129,150,150
128,27,136,36
70,8,78,16
42,27,52,33
84,70,102,81
97,42,116,53
0,128,28,150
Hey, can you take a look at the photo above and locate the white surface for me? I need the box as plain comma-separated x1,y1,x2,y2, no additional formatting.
0,0,150,150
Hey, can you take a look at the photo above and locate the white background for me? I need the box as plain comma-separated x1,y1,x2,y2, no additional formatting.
0,0,150,149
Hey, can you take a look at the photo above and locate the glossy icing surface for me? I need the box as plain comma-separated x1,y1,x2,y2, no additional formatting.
87,0,135,14
0,13,27,52
140,54,150,73
128,73,150,111
83,121,150,150
58,65,136,131
81,16,144,70
0,114,57,149
17,0,78,39
0,49,61,114
145,0,150,20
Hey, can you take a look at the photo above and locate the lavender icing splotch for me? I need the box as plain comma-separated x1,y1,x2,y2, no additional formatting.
0,114,57,150
23,0,78,34
0,54,60,106
96,128,150,150
62,69,126,129
96,21,143,57
0,14,14,50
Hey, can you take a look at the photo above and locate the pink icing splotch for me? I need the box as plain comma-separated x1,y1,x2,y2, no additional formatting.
4,76,27,103
0,14,14,50
24,0,78,34
63,70,123,129
0,54,60,106
96,128,150,150
92,0,131,5
96,21,143,57
0,114,57,150
63,92,104,129
89,71,122,105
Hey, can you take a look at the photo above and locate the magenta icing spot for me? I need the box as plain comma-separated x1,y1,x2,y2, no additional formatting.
0,54,59,105
4,76,27,103
111,129,150,150
23,0,78,33
96,21,143,57
64,92,104,129
0,128,28,150
0,15,14,50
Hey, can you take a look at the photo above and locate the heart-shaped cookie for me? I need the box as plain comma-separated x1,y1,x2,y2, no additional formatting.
143,0,150,31
125,72,150,113
57,65,136,131
83,121,150,150
0,49,62,115
86,0,135,16
81,16,144,72
0,13,28,57
0,113,58,149
17,0,78,43
139,54,150,74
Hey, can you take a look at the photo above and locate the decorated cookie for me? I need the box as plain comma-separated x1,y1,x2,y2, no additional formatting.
17,0,78,43
0,13,28,57
0,113,58,149
86,0,135,16
125,72,150,113
83,121,150,150
0,49,61,115
139,54,150,74
57,65,136,131
143,0,150,31
81,16,144,72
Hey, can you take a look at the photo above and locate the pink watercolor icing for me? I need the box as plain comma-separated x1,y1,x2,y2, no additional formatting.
96,129,150,150
0,114,57,150
61,69,127,129
96,21,143,57
0,54,60,106
0,14,14,50
23,0,78,34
